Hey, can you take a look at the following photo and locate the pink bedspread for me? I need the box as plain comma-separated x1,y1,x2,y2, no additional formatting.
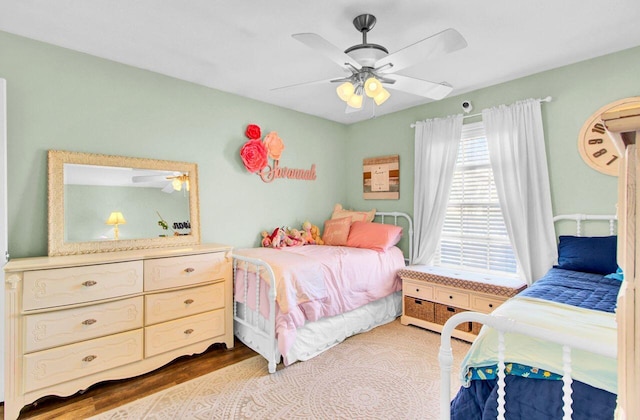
234,245,404,363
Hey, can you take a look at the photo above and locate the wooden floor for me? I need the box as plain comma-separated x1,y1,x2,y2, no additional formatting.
2,340,257,420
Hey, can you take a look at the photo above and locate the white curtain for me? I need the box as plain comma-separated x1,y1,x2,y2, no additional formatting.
412,115,463,265
482,99,557,285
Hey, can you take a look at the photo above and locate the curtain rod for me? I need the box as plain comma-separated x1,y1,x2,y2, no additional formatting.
410,96,553,128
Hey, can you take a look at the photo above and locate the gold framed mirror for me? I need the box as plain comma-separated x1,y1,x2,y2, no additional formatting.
48,150,201,256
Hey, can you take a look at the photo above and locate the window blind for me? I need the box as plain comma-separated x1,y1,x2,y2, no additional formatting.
434,122,517,275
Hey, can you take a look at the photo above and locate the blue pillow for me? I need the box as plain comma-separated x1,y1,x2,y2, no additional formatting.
556,235,617,275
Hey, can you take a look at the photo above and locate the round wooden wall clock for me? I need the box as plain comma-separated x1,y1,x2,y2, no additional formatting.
578,97,640,176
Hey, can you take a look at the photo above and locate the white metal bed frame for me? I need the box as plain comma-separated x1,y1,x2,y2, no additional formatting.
232,211,413,373
438,214,617,420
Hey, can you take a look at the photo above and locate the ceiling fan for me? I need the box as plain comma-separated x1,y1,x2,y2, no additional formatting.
131,172,190,193
285,14,467,112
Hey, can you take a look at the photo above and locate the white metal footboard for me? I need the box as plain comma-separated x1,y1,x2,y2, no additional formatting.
438,312,617,420
232,254,279,373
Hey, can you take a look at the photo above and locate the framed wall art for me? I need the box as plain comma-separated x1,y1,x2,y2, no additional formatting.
363,154,399,200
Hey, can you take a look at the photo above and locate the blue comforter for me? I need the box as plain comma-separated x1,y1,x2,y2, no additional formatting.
519,268,620,313
450,268,620,420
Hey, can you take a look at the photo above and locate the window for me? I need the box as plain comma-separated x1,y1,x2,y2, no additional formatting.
434,122,518,275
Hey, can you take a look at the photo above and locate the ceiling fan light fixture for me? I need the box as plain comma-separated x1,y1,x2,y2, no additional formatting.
347,90,364,109
373,87,391,105
336,82,355,102
364,77,383,98
172,177,182,191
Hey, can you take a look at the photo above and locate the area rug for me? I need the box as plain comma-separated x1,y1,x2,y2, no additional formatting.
90,320,470,419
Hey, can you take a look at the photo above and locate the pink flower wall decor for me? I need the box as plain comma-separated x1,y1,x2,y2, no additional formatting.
263,131,285,160
245,124,261,140
240,138,268,173
239,123,316,182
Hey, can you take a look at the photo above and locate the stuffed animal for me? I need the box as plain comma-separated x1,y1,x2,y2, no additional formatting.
310,224,324,245
269,227,285,248
285,228,304,247
301,221,315,245
261,231,271,247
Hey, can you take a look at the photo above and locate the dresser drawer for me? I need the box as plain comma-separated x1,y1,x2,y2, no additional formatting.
23,261,144,311
144,252,229,292
470,295,506,313
145,282,225,325
24,329,143,393
144,309,225,357
402,279,434,301
434,287,470,308
25,297,143,353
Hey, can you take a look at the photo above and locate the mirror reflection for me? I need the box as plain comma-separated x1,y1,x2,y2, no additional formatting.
64,164,191,242
48,150,200,256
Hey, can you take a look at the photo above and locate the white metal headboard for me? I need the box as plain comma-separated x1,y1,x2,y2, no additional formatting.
553,214,617,236
375,211,413,265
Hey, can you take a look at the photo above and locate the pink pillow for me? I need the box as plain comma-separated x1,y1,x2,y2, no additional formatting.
347,221,403,252
322,217,351,246
331,204,376,223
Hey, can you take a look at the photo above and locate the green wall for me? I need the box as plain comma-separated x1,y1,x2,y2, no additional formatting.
344,46,640,237
1,31,347,258
2,29,639,258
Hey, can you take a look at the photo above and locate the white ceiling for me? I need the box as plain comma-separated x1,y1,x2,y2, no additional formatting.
2,1,640,125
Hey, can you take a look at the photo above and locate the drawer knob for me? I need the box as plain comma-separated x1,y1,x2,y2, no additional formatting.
489,304,494,308
184,267,195,273
184,328,194,335
449,295,453,299
415,288,420,292
82,280,97,287
82,319,97,325
184,299,194,305
82,355,97,362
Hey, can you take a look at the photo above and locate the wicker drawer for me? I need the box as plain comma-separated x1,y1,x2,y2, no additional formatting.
471,322,483,335
404,296,435,322
145,282,225,325
434,287,470,308
24,329,143,393
23,261,143,311
25,296,143,353
144,309,225,357
144,252,228,292
403,279,434,301
434,303,471,332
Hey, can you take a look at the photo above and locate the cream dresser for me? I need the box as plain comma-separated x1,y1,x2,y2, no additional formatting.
3,244,233,420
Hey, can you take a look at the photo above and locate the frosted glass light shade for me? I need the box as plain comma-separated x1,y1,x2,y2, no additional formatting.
347,93,363,109
364,77,383,98
336,82,355,102
373,87,391,105
172,177,182,191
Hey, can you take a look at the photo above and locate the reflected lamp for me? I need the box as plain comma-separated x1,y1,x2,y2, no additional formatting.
106,211,126,240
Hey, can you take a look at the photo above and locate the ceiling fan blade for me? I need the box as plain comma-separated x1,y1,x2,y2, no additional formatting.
161,183,175,193
374,28,467,73
292,33,361,70
388,74,454,100
271,77,336,91
131,175,165,183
